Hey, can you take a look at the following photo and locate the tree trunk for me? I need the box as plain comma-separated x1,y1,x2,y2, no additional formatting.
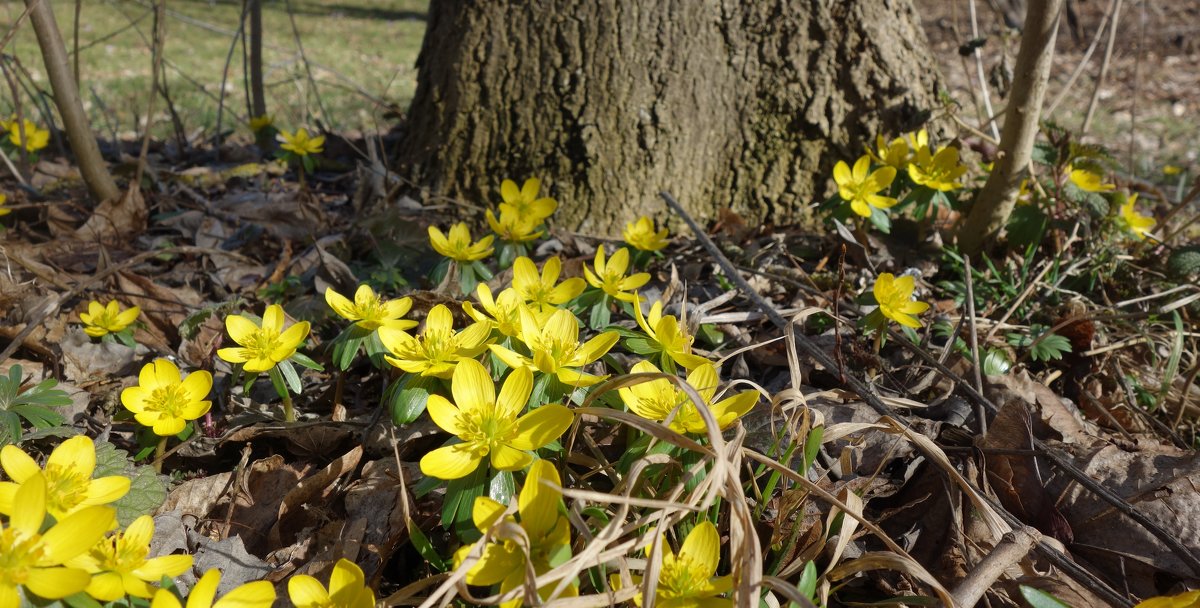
27,0,120,204
399,0,941,233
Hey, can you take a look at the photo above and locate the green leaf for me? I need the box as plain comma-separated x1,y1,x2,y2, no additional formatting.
277,360,302,395
268,366,290,400
290,352,324,372
94,440,167,526
0,411,20,447
1019,585,1071,608
489,470,515,506
385,374,437,425
623,336,660,356
588,298,611,330
8,405,64,429
802,426,824,472
1030,333,1072,362
407,518,447,571
797,560,818,600
868,205,892,234
1006,204,1048,251
1167,246,1200,281
442,463,487,541
332,336,364,371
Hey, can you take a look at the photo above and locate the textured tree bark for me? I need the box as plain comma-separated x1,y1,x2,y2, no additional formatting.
26,0,119,204
399,0,940,233
957,0,1063,255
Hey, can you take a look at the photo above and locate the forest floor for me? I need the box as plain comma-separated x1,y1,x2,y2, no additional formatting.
0,2,1198,608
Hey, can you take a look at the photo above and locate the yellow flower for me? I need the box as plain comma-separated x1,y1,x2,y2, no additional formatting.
907,146,966,192
873,273,929,329
511,256,585,314
623,217,670,252
79,300,141,338
619,360,756,435
5,119,50,153
0,193,9,217
0,473,117,608
378,304,491,378
120,359,213,436
833,156,898,217
66,515,193,601
490,307,618,387
453,460,576,608
325,285,418,332
1068,168,1114,193
0,435,130,521
906,128,930,153
1121,194,1156,240
148,569,276,608
288,558,375,608
429,223,494,263
276,127,325,156
216,304,311,373
1163,165,1184,176
499,178,557,224
249,115,274,133
464,285,526,340
1136,590,1200,608
421,360,573,479
633,300,710,371
866,134,910,171
583,245,650,303
616,521,732,608
486,207,543,243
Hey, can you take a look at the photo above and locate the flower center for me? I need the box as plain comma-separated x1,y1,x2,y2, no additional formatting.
0,528,43,585
91,534,150,572
421,328,458,364
250,328,284,357
457,409,517,454
660,555,707,598
45,463,90,514
353,297,386,329
146,385,191,418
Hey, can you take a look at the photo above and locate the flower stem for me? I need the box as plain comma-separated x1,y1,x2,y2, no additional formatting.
153,436,167,473
282,391,295,422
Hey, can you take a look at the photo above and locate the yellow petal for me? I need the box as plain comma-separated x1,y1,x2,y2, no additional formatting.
679,520,720,577
488,444,533,471
325,288,356,320
41,506,115,563
489,344,531,370
472,496,506,531
216,347,252,364
685,364,720,404
212,580,277,608
512,257,539,292
262,305,286,334
11,473,46,534
576,331,619,365
115,306,141,327
451,358,496,415
287,575,331,608
181,370,214,402
519,460,561,540
420,443,483,480
24,567,92,599
0,445,39,483
500,179,520,204
83,476,131,506
133,554,194,580
509,405,573,451
85,571,127,601
495,366,533,420
151,588,183,608
276,321,311,353
426,395,466,436
225,315,260,347
188,569,221,608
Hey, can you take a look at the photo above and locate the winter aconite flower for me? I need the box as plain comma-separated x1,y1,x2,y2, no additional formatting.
583,245,650,303
833,156,897,218
66,515,193,600
378,304,491,378
325,285,418,332
79,300,140,338
454,460,576,608
873,273,929,329
0,435,130,521
4,118,50,153
464,285,526,340
633,299,710,371
619,360,757,435
249,115,274,133
866,134,910,171
1068,168,1114,193
907,146,966,192
0,473,117,608
512,256,585,314
616,521,732,608
217,304,311,373
288,558,375,608
0,193,9,217
1121,194,1156,240
429,223,494,263
490,307,619,387
623,217,670,252
421,360,573,479
148,569,275,608
498,178,557,224
121,359,213,436
487,207,543,244
277,127,325,156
